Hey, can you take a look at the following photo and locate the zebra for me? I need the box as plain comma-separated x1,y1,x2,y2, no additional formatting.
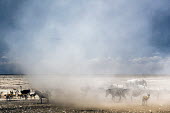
125,79,147,88
127,86,151,102
106,88,129,102
129,88,147,101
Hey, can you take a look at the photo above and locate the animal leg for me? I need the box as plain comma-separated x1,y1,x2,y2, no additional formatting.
25,95,28,100
47,98,49,103
40,98,42,104
112,95,115,102
123,95,126,100
119,96,121,102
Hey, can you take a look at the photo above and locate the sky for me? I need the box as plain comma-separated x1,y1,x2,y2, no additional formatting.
0,0,170,74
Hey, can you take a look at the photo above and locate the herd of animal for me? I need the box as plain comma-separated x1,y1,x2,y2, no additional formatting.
0,79,166,106
0,86,49,104
105,79,156,106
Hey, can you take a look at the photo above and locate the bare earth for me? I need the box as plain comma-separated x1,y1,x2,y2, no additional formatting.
0,100,170,113
0,75,170,113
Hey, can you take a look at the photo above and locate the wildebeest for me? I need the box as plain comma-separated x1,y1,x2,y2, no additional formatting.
5,94,13,101
20,86,30,100
4,91,15,101
30,92,36,99
106,88,129,102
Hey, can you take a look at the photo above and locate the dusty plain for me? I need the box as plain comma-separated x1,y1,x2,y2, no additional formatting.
0,75,170,113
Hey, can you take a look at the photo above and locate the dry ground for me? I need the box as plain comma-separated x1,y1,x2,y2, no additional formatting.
0,100,170,113
0,75,170,113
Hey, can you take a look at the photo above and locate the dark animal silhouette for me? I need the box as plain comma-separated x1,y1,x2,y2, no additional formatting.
5,94,13,101
5,91,15,101
20,86,30,99
21,90,30,94
30,93,36,99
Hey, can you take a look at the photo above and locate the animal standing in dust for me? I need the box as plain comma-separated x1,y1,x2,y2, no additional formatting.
109,84,124,89
35,90,49,104
142,94,150,106
20,86,30,100
106,88,129,102
5,91,15,101
30,92,36,99
13,89,19,97
126,79,147,88
5,93,13,101
130,88,148,101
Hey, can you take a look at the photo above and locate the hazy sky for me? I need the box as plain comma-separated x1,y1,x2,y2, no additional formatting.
0,0,170,74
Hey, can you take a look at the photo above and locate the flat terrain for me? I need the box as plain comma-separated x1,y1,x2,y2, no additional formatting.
0,100,170,113
0,75,170,113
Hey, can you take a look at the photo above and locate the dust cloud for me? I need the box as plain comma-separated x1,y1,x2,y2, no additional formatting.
4,0,170,106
